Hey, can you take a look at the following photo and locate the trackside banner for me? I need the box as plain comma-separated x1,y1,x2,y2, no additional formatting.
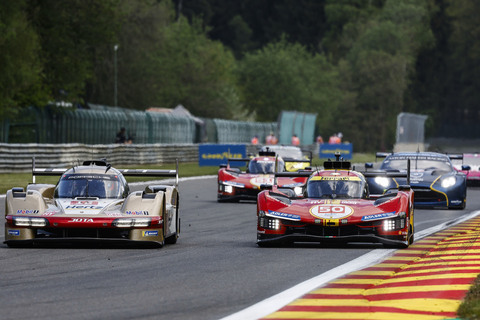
319,143,353,160
199,144,247,166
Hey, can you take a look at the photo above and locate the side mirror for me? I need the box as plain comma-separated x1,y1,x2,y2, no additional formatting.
462,165,471,171
219,164,227,169
365,163,373,169
260,184,272,190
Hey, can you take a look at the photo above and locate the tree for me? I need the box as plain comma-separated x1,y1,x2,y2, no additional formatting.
238,38,342,133
0,0,45,118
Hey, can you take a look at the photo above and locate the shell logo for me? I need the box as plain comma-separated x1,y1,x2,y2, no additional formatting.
251,175,274,187
310,204,354,219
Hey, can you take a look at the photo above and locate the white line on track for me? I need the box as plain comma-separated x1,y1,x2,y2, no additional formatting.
219,210,480,320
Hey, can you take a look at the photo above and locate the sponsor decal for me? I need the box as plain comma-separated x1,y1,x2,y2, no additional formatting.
42,212,56,216
142,230,158,237
69,218,94,223
125,211,149,215
105,212,122,217
70,200,98,205
361,212,396,221
16,209,39,214
451,200,462,205
311,176,361,181
8,230,20,236
267,210,301,221
310,204,354,219
223,181,245,188
250,176,274,187
340,200,359,205
66,205,103,210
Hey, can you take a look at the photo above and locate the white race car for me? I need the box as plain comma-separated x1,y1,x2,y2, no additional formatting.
4,159,180,248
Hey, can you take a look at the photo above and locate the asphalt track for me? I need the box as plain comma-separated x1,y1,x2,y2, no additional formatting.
1,176,479,320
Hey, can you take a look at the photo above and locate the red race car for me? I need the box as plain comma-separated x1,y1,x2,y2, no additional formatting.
217,150,310,202
257,157,414,248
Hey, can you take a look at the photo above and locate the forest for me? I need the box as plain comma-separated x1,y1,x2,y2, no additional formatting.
1,0,479,151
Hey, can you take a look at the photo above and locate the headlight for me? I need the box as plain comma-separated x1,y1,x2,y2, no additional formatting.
13,216,48,227
375,177,391,188
294,186,303,196
441,176,456,188
113,218,152,228
383,218,405,231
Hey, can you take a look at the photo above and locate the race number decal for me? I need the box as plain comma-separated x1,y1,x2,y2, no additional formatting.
309,204,354,219
250,175,274,187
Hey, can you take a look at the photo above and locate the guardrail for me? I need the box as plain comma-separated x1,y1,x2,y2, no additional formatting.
0,143,317,172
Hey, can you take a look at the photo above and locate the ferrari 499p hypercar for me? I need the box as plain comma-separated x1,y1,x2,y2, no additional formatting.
217,150,310,202
257,157,414,248
4,159,180,248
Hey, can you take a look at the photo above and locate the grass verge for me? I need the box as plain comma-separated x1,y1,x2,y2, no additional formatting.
457,275,480,319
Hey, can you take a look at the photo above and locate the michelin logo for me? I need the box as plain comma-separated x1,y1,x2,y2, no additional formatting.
142,231,158,237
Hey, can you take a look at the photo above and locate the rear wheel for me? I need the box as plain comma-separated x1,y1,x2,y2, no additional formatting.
165,195,180,245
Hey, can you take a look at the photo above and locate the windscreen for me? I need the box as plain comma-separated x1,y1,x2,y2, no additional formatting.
54,174,123,199
382,156,452,172
307,177,364,199
248,159,284,174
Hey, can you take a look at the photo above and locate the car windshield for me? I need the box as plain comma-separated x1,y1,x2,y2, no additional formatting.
307,177,364,199
264,147,303,159
382,156,452,172
248,159,284,174
55,174,123,199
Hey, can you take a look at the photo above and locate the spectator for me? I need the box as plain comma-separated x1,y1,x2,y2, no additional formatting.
316,135,324,144
329,133,341,144
265,132,278,145
337,132,343,143
251,135,259,145
115,127,127,144
291,134,300,146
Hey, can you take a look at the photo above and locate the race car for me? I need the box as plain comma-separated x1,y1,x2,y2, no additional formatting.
4,159,180,247
217,150,309,202
452,153,480,186
366,152,467,209
256,157,414,247
259,145,312,171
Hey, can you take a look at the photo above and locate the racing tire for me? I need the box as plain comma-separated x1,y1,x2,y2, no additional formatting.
165,195,180,245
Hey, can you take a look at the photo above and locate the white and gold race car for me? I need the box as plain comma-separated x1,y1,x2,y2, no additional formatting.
4,159,179,248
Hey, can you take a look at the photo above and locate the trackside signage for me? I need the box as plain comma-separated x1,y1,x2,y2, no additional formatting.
199,144,247,166
319,143,353,160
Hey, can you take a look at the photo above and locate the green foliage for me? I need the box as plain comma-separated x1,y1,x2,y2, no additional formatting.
237,38,342,131
29,0,120,103
0,0,45,118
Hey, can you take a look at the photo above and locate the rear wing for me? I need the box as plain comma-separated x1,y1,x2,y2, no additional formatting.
32,157,179,187
447,153,463,161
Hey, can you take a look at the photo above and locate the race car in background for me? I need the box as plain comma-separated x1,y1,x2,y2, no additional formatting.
452,153,480,186
259,145,312,171
257,156,414,248
217,149,310,202
4,159,180,247
366,152,467,209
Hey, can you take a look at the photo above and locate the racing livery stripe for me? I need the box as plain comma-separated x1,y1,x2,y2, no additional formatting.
260,215,480,320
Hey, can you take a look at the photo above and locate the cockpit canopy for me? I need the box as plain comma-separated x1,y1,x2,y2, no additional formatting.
54,173,126,199
307,175,365,199
248,158,285,174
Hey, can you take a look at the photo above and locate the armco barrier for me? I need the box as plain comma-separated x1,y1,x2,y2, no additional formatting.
0,143,199,172
0,143,316,172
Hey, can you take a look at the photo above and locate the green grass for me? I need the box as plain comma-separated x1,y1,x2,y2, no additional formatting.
457,275,480,319
0,153,375,194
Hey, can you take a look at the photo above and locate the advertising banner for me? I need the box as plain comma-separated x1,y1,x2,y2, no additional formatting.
199,144,247,166
319,143,353,160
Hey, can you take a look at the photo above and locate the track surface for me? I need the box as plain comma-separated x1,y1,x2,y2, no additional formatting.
1,177,478,320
